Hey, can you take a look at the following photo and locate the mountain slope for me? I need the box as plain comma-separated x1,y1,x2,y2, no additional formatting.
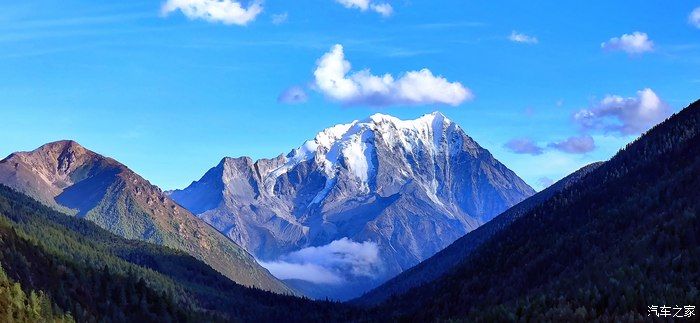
371,100,700,321
170,112,534,299
354,161,603,306
0,184,362,321
0,141,290,294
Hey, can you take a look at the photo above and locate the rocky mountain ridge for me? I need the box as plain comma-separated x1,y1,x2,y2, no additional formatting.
0,140,291,294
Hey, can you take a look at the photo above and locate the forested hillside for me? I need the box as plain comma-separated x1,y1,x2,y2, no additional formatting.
0,184,361,322
373,100,700,321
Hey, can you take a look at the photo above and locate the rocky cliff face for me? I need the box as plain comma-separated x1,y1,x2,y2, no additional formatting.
170,112,535,299
0,140,292,294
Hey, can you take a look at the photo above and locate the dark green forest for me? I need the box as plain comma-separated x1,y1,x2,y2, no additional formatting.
374,100,700,321
0,184,362,322
0,262,74,322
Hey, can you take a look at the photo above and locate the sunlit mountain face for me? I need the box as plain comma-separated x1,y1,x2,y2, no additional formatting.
170,112,534,300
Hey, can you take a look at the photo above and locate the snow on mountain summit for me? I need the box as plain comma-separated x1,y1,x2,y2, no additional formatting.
278,112,456,187
169,111,535,300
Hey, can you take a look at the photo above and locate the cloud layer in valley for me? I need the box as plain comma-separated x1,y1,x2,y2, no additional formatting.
601,32,654,54
161,0,263,26
259,238,382,284
574,88,671,136
312,44,472,106
335,0,393,17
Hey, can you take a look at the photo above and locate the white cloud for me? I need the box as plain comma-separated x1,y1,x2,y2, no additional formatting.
509,31,538,44
271,12,288,25
161,0,263,26
259,238,382,284
601,32,654,54
574,88,671,136
313,44,472,106
690,7,700,28
335,0,394,17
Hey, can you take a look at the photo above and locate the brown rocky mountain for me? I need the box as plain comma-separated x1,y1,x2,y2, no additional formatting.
0,140,291,294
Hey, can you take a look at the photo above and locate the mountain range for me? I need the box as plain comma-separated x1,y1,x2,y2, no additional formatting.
0,140,290,294
0,99,697,321
169,112,535,299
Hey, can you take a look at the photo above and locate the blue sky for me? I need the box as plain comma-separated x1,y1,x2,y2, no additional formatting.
1,1,699,190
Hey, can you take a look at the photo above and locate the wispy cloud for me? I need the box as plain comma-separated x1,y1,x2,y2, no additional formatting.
0,10,158,44
311,44,472,106
161,0,263,26
259,238,382,284
509,31,538,44
548,135,596,154
601,32,654,54
413,21,487,29
0,12,151,31
0,10,171,58
383,48,441,58
506,135,596,156
335,0,393,17
504,138,544,155
271,12,288,25
574,88,671,136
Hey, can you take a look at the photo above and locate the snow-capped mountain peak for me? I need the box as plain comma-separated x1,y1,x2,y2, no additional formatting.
284,111,455,174
169,111,535,300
